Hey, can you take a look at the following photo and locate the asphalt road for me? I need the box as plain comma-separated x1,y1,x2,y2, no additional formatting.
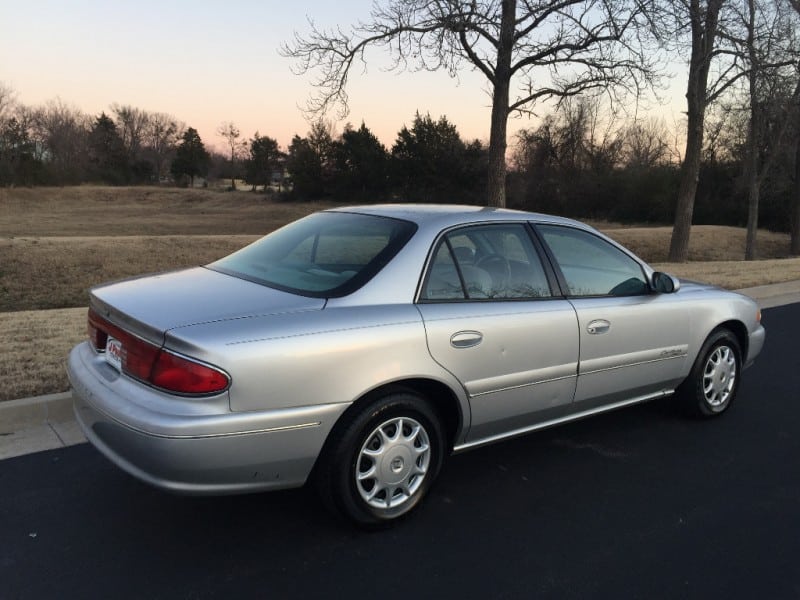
1,304,799,599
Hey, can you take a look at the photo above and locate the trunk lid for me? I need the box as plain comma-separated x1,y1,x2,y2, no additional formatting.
90,267,324,344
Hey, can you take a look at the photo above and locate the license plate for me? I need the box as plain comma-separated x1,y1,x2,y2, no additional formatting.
105,336,123,372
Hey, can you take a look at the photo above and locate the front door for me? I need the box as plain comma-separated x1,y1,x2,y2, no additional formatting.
536,224,690,406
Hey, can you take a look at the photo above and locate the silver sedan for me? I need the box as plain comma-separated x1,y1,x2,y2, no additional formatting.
67,205,765,525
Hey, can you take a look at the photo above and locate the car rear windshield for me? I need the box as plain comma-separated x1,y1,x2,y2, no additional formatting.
208,211,417,297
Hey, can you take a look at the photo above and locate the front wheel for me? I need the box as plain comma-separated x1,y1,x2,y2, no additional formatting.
678,329,742,418
315,390,446,527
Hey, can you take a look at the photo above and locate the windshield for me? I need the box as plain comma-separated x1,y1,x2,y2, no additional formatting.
208,211,417,297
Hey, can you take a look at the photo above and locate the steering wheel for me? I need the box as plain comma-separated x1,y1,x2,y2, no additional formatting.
476,254,511,290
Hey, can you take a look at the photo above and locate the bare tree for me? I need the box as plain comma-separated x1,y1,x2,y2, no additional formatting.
667,0,745,262
731,0,800,259
0,83,23,186
620,118,671,168
0,82,17,124
787,0,800,255
217,121,243,189
794,126,800,255
283,0,660,207
701,102,741,164
111,104,150,162
541,96,624,173
32,99,90,183
145,113,182,182
569,97,624,173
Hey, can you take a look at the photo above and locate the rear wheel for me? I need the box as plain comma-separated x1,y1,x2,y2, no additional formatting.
315,390,445,527
678,329,741,418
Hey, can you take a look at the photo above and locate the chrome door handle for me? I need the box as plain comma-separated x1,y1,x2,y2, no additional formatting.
450,331,483,348
587,319,611,335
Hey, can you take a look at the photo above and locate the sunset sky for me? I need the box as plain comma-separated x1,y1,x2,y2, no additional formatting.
0,0,686,153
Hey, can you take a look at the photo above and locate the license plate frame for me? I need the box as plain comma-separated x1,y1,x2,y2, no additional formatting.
105,336,123,372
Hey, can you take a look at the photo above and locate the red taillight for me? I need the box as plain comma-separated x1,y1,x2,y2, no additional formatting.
88,309,108,351
123,335,162,381
151,350,230,395
86,307,230,395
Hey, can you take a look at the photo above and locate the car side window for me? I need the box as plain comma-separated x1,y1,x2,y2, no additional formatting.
421,243,468,300
421,224,552,301
537,225,648,297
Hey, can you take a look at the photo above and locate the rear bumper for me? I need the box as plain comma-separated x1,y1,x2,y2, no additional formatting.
68,342,347,495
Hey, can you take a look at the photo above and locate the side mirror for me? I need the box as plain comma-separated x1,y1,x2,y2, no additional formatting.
652,271,681,294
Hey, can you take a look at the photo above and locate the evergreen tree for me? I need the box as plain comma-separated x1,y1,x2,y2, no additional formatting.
171,127,209,186
245,133,281,191
391,112,475,203
332,122,388,200
87,112,128,184
286,135,322,197
0,116,39,186
286,121,335,198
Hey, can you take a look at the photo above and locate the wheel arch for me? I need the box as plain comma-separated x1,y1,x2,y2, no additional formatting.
314,378,464,474
387,378,464,448
352,379,462,450
678,320,746,418
713,319,748,362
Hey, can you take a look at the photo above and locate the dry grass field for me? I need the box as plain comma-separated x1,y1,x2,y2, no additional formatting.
0,308,86,402
0,185,334,236
0,235,258,311
1,185,799,401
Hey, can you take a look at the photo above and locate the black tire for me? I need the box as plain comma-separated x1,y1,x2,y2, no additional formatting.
314,390,445,527
677,329,742,418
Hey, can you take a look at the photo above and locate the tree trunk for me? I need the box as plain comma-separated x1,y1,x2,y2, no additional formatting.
743,0,759,261
668,0,724,262
230,148,236,190
486,0,516,208
669,108,705,262
744,180,759,260
792,134,800,255
790,0,800,254
487,93,509,208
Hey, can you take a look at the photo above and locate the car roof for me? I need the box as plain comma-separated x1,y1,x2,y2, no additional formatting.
328,204,590,231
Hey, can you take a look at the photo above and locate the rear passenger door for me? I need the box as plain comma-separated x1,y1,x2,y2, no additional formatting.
416,223,580,443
